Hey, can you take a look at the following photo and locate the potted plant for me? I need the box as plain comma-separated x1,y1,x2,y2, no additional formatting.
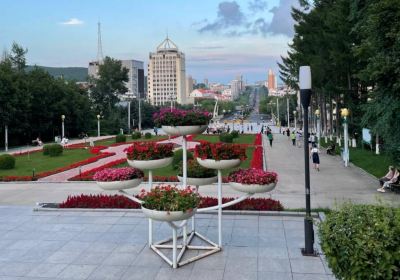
195,142,246,170
177,160,217,186
153,108,212,136
124,142,174,170
139,185,200,221
228,168,278,194
93,167,144,190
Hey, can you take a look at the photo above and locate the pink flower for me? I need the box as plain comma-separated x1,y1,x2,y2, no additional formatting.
228,168,278,185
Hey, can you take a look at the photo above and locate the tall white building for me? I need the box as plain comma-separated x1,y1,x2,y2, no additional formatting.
147,37,187,106
230,79,241,100
186,75,194,104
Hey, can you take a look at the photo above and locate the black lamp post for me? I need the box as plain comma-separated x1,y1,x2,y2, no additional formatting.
299,66,315,256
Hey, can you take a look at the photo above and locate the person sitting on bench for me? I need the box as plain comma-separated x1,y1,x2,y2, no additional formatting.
326,143,336,155
32,137,43,146
377,166,399,193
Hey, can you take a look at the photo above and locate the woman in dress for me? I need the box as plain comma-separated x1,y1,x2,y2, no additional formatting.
310,144,320,171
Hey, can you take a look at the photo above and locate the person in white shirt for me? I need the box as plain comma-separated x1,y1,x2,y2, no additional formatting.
310,143,320,171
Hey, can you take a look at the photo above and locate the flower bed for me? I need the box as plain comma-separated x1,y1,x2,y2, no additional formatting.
228,168,278,185
93,167,143,182
68,159,127,181
194,142,247,161
90,146,108,154
0,152,115,182
59,194,284,211
124,142,174,160
250,133,264,169
153,108,212,126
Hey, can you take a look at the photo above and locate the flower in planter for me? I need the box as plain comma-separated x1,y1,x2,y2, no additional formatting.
138,185,200,212
178,160,217,178
93,167,144,182
194,142,247,161
228,168,278,185
124,142,174,160
153,108,212,127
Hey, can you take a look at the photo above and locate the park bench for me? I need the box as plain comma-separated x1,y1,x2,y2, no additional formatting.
389,182,400,194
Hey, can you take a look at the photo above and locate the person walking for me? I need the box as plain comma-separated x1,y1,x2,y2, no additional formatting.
296,131,302,148
290,131,296,146
267,131,273,147
310,143,320,171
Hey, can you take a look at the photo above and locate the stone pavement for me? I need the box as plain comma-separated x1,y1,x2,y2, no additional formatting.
0,206,335,280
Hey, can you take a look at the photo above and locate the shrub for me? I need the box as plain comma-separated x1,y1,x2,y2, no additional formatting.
178,159,216,178
131,132,142,140
172,149,193,170
231,130,239,139
0,154,16,169
43,144,63,157
144,132,152,139
116,134,126,143
219,133,234,143
319,203,400,280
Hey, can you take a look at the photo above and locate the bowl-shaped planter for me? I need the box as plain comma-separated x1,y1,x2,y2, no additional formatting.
229,181,277,194
196,158,241,170
141,206,197,222
177,175,218,186
127,157,173,170
162,125,208,136
96,178,143,191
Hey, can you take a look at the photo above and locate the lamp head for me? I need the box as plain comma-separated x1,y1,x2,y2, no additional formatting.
293,110,297,115
97,114,101,119
341,108,349,117
315,109,320,116
299,66,312,109
61,115,65,120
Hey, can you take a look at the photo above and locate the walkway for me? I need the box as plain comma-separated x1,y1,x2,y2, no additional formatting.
0,206,334,280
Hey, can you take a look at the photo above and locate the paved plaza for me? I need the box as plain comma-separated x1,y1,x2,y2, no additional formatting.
0,206,334,280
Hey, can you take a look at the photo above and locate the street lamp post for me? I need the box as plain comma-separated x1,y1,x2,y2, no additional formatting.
287,91,290,128
293,110,297,131
61,115,65,139
276,98,280,127
299,66,315,256
341,108,350,167
97,114,101,137
315,109,320,148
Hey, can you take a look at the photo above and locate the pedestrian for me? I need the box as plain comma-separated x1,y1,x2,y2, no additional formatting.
267,131,273,147
290,131,296,146
296,131,302,148
310,133,316,146
227,126,231,133
377,166,398,192
261,126,264,134
251,125,253,131
286,128,290,138
154,127,158,136
310,143,320,171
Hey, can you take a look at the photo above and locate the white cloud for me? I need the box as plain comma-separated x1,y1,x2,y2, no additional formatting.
60,18,84,25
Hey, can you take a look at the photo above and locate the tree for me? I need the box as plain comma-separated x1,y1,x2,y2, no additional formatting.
9,42,27,71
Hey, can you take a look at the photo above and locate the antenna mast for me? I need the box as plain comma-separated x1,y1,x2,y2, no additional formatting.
97,22,104,63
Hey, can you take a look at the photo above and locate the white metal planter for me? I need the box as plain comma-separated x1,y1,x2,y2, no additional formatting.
229,181,277,194
162,125,208,136
127,157,173,170
96,178,143,191
177,176,217,186
196,158,241,170
141,207,197,222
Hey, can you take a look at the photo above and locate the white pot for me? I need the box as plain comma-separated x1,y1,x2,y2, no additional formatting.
229,181,277,194
162,125,208,136
96,178,143,191
177,176,217,186
127,157,173,170
141,207,197,222
196,158,241,170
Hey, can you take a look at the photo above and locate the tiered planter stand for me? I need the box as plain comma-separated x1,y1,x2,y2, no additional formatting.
97,127,276,269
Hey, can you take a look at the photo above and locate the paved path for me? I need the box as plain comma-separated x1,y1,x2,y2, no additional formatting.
0,206,335,280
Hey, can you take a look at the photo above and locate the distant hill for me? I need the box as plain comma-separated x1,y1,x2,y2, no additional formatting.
26,65,88,81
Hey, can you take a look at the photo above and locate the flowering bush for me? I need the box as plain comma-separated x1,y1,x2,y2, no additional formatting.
124,142,174,160
228,168,278,185
139,185,200,212
250,134,263,169
153,108,212,126
178,160,217,178
68,159,127,181
194,142,247,161
59,194,284,211
93,167,144,182
90,146,107,154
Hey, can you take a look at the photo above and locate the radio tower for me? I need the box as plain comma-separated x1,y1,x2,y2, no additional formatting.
97,22,104,63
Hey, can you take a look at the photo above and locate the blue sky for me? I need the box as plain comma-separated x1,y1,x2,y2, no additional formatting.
0,0,299,83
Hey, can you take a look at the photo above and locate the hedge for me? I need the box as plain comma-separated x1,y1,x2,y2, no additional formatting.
219,133,234,143
0,154,16,169
115,134,126,143
43,144,63,157
144,132,152,139
131,132,141,139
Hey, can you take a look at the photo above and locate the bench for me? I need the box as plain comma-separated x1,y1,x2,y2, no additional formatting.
389,183,400,193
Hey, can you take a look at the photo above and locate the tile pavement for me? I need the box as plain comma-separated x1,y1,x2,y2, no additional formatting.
0,206,336,280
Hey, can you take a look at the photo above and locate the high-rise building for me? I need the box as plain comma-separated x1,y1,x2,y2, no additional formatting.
267,69,276,91
230,79,241,100
147,37,187,105
204,78,209,88
121,60,144,98
186,75,194,104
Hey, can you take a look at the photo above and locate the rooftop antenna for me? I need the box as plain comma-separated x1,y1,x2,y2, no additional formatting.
97,22,104,63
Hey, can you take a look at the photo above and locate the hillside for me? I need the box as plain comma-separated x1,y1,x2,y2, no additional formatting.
26,65,88,81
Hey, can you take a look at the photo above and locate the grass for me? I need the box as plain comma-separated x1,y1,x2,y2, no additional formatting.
0,148,94,177
320,137,394,178
193,134,255,144
95,135,168,146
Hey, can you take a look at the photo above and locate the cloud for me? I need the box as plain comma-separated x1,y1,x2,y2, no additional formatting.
60,18,84,25
191,46,225,50
267,0,299,36
198,1,245,33
248,0,268,13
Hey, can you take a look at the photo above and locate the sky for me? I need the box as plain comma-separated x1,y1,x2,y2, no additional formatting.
0,0,300,84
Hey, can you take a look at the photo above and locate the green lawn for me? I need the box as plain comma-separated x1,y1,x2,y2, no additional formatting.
0,148,94,177
193,134,255,144
95,135,168,146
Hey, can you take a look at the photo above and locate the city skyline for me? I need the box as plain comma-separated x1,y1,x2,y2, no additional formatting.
0,0,300,83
